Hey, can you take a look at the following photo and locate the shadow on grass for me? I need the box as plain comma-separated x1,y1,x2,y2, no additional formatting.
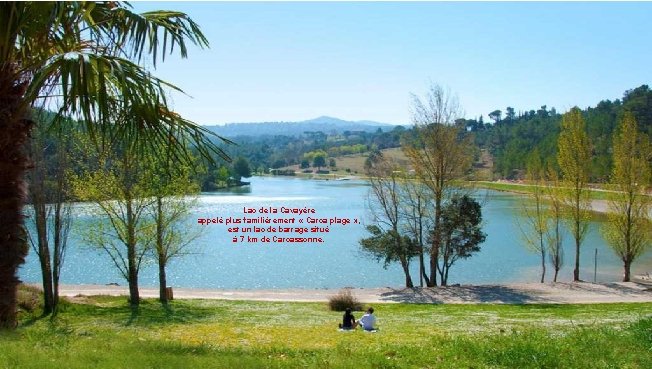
379,285,547,304
17,311,50,328
63,298,223,327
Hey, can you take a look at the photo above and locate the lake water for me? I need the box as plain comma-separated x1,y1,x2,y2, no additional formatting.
19,176,652,289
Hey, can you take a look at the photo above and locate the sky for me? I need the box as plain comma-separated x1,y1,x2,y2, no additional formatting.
131,1,652,125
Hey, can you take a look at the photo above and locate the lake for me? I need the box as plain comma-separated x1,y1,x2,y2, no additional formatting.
19,176,652,289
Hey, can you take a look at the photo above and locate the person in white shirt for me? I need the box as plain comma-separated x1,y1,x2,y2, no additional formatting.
358,307,377,331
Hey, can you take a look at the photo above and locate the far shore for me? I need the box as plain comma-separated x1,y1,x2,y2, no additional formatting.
44,281,652,305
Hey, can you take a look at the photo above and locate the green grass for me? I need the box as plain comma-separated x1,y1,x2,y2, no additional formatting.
473,181,617,201
3,293,652,368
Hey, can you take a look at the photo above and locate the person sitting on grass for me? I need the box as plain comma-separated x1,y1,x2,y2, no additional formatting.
338,307,358,330
359,307,377,331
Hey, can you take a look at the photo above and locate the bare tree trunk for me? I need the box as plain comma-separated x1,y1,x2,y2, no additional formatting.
540,247,546,284
400,257,414,288
126,200,139,307
158,256,168,303
156,197,168,304
0,68,32,329
127,244,140,307
573,235,580,282
30,131,54,314
52,199,71,316
573,192,582,282
35,205,54,314
419,251,430,287
429,198,441,287
623,259,631,282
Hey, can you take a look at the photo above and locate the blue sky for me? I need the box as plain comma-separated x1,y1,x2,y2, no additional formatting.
132,1,652,125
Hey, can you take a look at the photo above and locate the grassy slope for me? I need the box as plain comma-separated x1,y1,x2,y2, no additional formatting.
472,181,619,201
3,293,652,369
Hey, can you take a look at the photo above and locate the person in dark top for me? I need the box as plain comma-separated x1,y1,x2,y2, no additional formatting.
339,308,358,330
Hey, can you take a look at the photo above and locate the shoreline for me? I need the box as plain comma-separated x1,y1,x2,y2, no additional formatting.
49,281,652,304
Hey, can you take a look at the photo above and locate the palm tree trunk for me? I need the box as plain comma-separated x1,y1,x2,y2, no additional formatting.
0,67,32,329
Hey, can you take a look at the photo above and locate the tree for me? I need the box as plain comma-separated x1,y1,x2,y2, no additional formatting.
402,83,474,287
313,153,327,171
1,1,228,329
362,158,417,287
147,154,202,304
505,107,516,122
601,112,652,281
72,141,156,308
557,107,592,281
517,150,548,282
233,157,252,182
399,175,433,287
545,167,565,282
26,113,74,315
435,195,486,286
360,226,419,288
489,110,502,123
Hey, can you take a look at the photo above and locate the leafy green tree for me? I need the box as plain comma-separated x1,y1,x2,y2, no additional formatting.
435,195,486,286
72,142,156,308
601,112,652,281
489,110,502,123
313,153,327,171
557,107,592,281
146,154,202,304
360,226,419,286
0,1,225,329
233,157,252,181
505,107,516,122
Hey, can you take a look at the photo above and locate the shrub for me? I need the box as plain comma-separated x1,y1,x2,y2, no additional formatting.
17,284,42,313
328,289,363,311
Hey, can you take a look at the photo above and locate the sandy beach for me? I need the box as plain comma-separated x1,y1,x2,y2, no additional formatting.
53,281,652,304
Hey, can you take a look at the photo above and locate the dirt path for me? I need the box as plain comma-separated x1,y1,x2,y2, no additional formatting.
55,282,652,304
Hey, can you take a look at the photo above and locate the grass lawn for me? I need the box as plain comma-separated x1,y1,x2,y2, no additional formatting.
473,181,616,201
2,288,652,368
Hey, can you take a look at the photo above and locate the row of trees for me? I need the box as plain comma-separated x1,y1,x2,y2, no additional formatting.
519,109,651,282
72,137,201,307
362,83,650,286
0,2,228,329
469,85,652,181
26,109,210,316
361,85,486,287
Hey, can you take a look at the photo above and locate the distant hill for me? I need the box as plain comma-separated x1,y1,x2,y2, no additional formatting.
205,116,398,138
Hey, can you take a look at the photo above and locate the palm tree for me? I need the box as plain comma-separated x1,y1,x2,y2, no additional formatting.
0,2,228,329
